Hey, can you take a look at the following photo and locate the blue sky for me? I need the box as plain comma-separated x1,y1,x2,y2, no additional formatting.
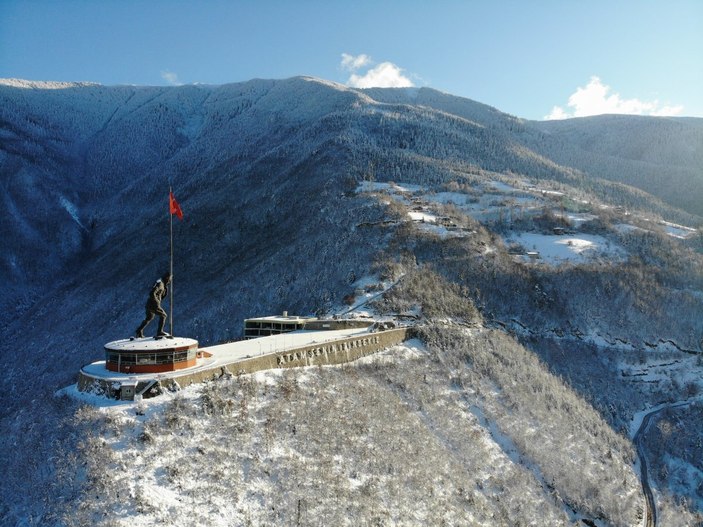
1,0,701,120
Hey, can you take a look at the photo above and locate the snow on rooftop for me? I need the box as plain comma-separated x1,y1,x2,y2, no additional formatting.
104,336,198,351
244,314,314,322
408,211,437,223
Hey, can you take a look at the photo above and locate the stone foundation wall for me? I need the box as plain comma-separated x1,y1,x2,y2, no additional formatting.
168,327,412,388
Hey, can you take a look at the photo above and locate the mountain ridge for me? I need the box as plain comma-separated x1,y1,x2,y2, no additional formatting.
1,76,702,525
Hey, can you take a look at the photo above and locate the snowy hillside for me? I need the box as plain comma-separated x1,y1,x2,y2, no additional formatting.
534,115,703,217
1,76,702,525
60,335,642,526
358,85,703,217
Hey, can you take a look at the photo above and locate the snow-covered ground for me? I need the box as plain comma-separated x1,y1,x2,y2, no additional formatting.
3,76,702,526
59,336,641,526
506,232,626,264
358,176,698,268
358,179,639,264
356,181,423,195
616,220,699,241
661,221,698,240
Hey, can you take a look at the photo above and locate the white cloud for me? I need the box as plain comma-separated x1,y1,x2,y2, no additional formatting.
650,104,685,117
161,70,182,86
544,105,571,120
341,53,415,88
340,53,372,72
348,62,415,88
545,76,684,120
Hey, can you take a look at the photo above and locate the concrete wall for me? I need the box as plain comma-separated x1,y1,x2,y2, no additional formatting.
303,319,374,331
78,327,413,399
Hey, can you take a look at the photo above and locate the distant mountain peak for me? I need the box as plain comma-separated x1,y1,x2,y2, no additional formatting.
0,78,99,89
298,75,349,90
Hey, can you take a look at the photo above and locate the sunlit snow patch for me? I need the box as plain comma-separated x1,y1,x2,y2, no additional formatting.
392,182,424,193
356,181,425,195
508,233,625,264
426,191,476,207
565,212,598,226
661,221,698,240
356,181,394,193
488,180,518,193
614,223,641,234
615,221,698,240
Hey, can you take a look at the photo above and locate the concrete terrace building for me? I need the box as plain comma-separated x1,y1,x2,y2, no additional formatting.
78,321,412,401
243,312,315,339
104,337,199,374
244,313,378,339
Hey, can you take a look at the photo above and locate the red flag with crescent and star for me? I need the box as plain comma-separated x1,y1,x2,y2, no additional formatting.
169,191,183,220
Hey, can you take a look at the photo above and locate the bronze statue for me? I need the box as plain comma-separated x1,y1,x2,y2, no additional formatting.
135,272,172,338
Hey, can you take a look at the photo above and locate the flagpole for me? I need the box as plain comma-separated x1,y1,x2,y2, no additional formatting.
169,186,174,336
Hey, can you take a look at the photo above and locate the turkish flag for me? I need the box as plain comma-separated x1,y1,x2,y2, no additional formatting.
169,191,184,220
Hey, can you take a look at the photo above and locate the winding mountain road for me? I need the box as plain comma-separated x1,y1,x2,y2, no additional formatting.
634,408,658,527
633,399,697,527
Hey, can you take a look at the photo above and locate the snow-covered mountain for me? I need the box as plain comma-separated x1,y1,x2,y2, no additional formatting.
534,114,703,217
2,77,699,319
1,77,702,525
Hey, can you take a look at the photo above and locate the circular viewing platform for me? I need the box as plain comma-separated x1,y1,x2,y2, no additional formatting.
105,337,199,373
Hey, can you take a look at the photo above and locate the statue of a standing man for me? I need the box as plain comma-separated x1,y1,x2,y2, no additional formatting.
135,272,172,338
